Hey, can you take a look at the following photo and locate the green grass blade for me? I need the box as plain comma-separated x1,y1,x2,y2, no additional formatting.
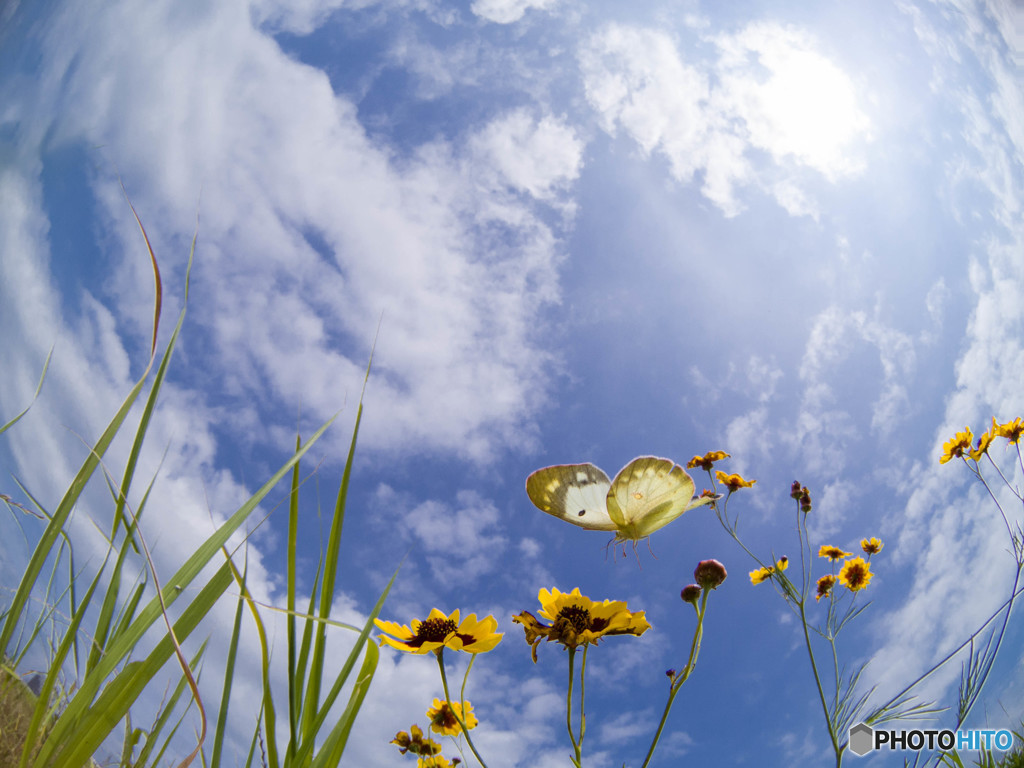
135,640,208,767
18,552,110,768
0,214,165,659
223,549,280,768
211,569,247,768
310,640,378,768
291,562,398,767
287,432,300,762
302,355,372,739
0,345,51,436
39,563,234,768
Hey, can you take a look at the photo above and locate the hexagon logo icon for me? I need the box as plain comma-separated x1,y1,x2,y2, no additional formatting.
849,722,874,756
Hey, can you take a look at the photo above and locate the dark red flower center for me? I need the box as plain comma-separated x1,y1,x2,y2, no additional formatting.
412,617,458,646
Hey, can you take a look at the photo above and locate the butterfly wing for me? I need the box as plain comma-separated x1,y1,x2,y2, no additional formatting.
526,463,616,531
606,456,700,541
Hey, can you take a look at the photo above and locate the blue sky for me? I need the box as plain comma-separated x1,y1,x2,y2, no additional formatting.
1,0,1024,765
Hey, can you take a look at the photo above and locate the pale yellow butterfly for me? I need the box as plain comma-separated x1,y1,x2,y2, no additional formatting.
525,456,714,544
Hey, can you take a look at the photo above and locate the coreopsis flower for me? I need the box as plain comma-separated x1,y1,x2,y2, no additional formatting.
940,428,973,464
694,559,728,590
512,587,650,662
839,557,872,592
716,471,756,492
418,756,456,768
392,725,441,756
426,698,477,736
375,609,502,655
860,537,883,555
994,417,1024,444
815,574,837,601
687,451,731,471
819,545,853,561
749,557,789,585
969,429,995,460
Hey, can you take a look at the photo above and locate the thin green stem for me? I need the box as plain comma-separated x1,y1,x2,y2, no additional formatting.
639,588,709,768
436,649,489,768
579,645,588,756
566,647,582,767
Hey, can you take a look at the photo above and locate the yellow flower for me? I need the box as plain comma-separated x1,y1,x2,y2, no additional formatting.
994,417,1024,444
418,756,453,768
715,471,756,492
374,609,503,655
749,557,788,585
860,537,883,555
969,429,995,460
426,698,477,736
838,557,872,592
815,574,837,601
391,725,441,756
940,427,973,464
512,587,650,662
687,451,731,471
818,545,852,561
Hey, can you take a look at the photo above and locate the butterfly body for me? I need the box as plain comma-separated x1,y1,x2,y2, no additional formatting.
526,456,712,543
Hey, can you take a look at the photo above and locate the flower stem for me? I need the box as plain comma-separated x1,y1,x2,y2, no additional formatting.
436,649,488,768
566,647,582,767
639,587,709,768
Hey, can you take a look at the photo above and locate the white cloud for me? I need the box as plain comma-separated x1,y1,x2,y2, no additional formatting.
470,108,583,203
470,0,557,24
8,0,577,464
579,21,870,218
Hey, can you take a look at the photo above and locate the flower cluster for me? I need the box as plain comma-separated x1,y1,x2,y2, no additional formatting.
388,698,477,766
940,417,1024,463
814,537,883,600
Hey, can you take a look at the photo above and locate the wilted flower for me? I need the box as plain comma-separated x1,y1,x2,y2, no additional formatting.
375,609,503,655
839,557,873,592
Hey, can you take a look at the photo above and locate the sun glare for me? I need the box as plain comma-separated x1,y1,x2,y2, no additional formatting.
756,47,870,177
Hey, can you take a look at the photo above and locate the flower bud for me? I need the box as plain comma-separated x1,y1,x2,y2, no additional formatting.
799,487,812,513
790,480,802,499
693,559,727,590
680,584,702,604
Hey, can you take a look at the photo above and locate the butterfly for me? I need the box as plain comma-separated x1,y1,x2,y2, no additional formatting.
525,456,715,544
